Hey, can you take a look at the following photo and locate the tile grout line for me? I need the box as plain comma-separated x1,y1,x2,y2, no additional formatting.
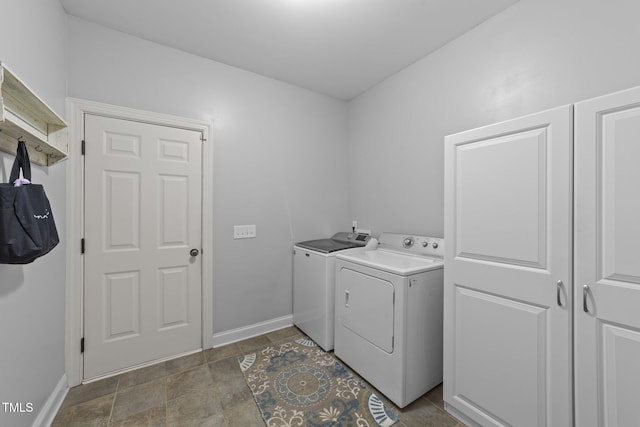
163,375,168,427
107,377,119,425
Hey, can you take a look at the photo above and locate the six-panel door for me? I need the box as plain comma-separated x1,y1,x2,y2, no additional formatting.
444,106,573,426
83,114,203,380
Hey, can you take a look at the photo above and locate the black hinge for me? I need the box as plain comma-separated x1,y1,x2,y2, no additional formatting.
81,140,85,155
80,337,85,353
81,238,85,254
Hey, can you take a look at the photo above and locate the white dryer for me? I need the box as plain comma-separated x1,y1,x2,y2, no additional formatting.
334,233,444,408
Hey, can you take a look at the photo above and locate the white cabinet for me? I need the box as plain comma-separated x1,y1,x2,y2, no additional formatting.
444,87,640,427
574,86,640,427
444,105,573,426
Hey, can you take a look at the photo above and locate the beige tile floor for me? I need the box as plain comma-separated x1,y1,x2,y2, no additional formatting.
53,326,462,426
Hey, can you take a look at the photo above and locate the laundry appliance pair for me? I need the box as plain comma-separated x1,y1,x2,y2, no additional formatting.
294,231,444,408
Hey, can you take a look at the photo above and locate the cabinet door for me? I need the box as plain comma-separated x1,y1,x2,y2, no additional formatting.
575,87,640,427
444,105,573,426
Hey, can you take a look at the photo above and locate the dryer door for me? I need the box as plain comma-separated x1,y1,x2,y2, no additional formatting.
337,267,395,353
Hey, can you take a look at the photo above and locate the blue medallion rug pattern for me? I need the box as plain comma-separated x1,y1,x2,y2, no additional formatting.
238,337,398,427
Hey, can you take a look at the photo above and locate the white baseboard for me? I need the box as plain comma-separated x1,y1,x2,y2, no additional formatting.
32,374,68,427
212,315,293,348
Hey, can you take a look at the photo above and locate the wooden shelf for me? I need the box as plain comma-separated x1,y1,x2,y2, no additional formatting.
0,62,68,166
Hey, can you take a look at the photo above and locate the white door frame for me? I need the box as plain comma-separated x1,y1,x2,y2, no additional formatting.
65,98,214,387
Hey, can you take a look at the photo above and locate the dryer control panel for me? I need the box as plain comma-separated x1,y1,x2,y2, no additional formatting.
378,233,444,258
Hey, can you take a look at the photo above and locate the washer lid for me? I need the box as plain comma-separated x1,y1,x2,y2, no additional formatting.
337,249,443,275
295,232,369,254
296,239,362,253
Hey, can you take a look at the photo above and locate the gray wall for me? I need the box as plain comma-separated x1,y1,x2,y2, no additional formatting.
0,1,68,426
67,17,350,334
4,1,640,423
348,0,640,237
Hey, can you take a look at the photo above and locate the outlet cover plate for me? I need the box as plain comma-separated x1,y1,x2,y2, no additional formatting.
234,224,256,239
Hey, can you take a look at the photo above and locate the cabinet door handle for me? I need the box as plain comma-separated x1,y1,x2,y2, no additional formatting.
583,285,590,313
345,290,350,307
557,280,564,307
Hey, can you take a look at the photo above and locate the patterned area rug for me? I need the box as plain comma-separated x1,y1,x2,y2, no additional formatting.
238,337,398,427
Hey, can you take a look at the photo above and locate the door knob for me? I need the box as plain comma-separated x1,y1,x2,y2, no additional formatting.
190,248,199,257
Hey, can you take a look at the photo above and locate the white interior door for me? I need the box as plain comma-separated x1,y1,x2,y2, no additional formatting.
575,86,640,427
83,114,202,380
443,106,573,426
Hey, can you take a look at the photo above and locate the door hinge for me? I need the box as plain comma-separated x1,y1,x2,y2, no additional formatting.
81,238,85,254
81,139,85,155
80,337,85,353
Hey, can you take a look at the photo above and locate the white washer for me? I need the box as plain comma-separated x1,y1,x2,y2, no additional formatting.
334,233,444,408
293,232,370,351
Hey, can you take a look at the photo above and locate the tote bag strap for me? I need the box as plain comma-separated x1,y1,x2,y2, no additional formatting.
9,141,32,183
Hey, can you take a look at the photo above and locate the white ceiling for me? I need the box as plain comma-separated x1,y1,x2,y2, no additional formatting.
59,0,518,100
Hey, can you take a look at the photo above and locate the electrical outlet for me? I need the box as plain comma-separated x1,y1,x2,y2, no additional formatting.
234,225,256,239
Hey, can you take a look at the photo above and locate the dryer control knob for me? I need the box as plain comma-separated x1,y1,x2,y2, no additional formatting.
422,241,429,247
403,237,415,248
432,242,439,249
